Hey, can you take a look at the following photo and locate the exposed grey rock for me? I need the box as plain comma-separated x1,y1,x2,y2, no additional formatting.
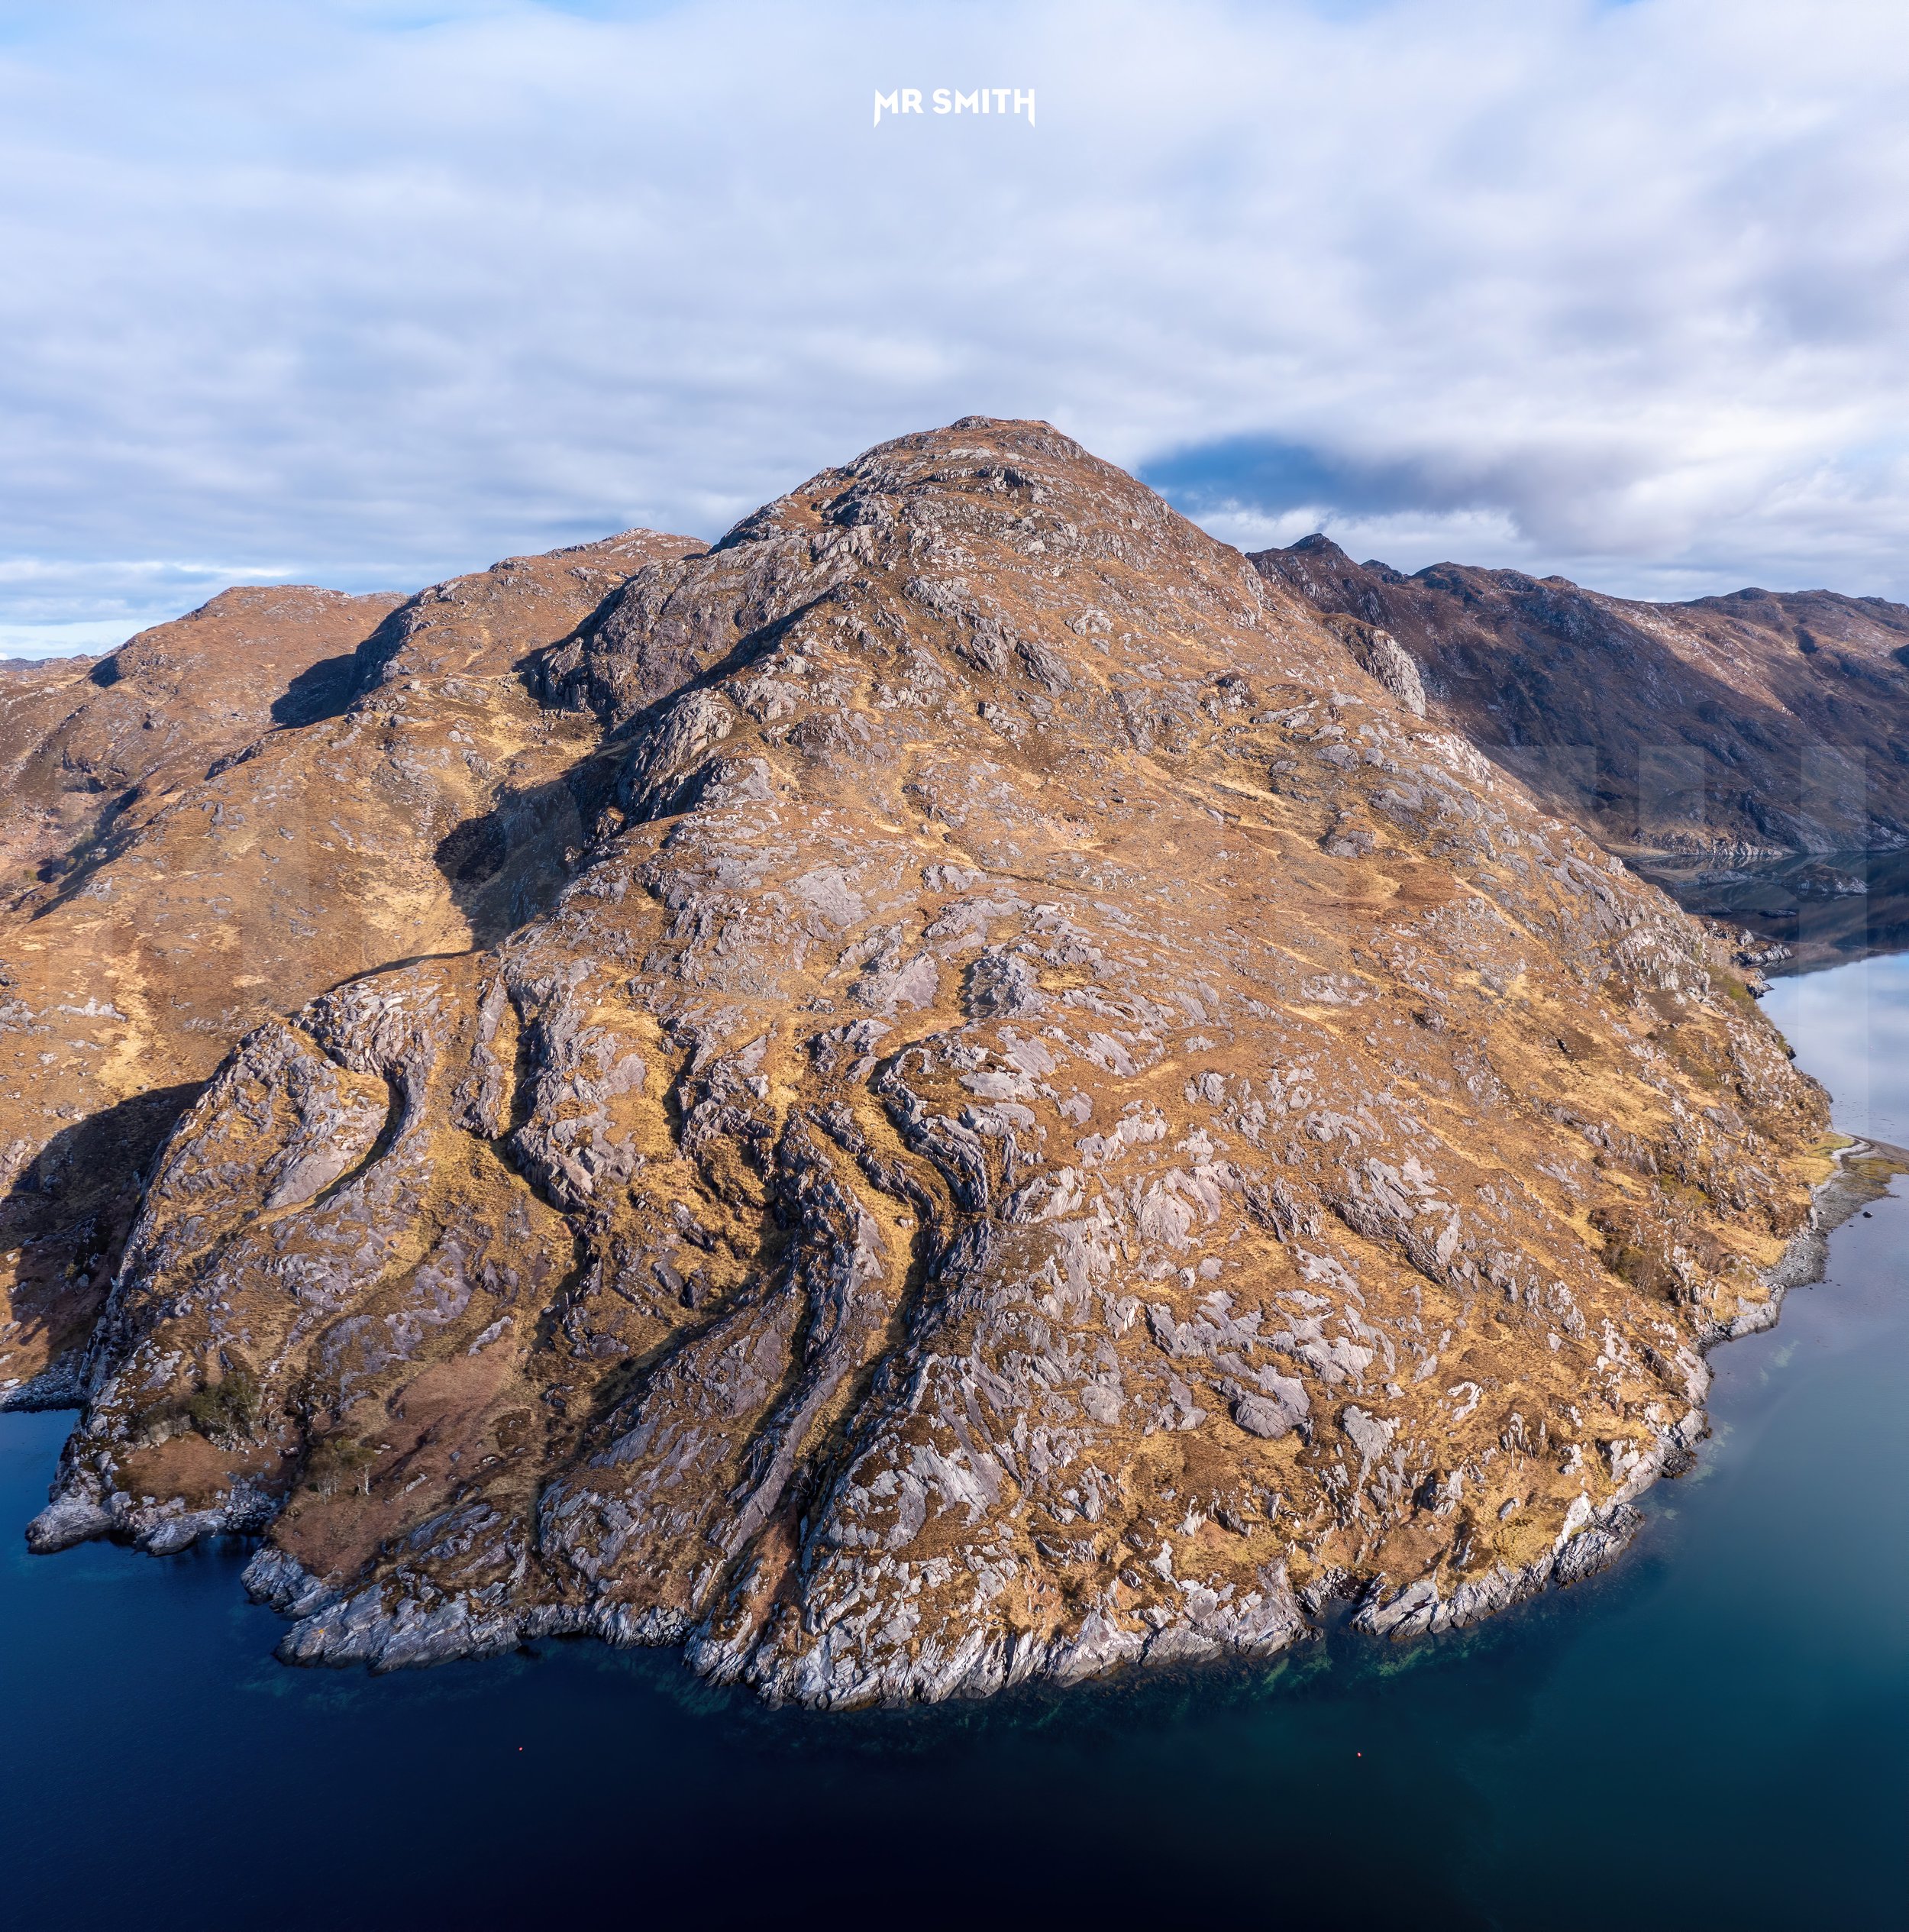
25,1491,112,1555
963,949,1046,1018
1233,1384,1306,1439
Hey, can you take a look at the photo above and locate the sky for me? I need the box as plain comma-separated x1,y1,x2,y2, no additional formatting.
2,0,1907,654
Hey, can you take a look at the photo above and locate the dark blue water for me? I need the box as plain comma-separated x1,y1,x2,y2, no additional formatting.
5,958,1905,1932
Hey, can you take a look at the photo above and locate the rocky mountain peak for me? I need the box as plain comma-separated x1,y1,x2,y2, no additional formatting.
544,417,1359,774
2,419,1837,1707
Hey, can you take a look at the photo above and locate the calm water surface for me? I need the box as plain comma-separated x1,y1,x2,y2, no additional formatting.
4,956,1905,1931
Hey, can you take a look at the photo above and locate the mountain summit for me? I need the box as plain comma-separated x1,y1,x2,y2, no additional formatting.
3,421,1833,1703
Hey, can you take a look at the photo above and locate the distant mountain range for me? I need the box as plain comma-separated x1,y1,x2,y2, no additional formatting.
1255,534,1909,861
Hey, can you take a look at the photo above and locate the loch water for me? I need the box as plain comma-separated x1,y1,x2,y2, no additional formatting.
4,958,1905,1932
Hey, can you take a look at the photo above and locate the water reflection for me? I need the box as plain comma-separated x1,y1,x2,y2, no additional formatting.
1641,846,1909,973
1761,952,1909,1147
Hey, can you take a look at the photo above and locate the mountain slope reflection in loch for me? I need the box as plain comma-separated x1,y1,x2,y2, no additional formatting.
3,953,1904,1932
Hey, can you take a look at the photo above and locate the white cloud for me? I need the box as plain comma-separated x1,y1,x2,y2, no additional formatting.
1,0,1906,652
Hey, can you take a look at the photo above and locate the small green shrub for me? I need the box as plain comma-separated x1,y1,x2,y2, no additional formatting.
185,1366,260,1441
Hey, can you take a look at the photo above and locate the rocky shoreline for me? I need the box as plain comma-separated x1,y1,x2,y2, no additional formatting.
1353,1132,1907,1645
21,1138,1890,1695
8,1150,1898,1706
32,1134,1814,1699
212,1133,1899,1695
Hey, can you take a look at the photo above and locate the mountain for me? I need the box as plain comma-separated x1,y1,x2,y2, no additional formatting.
0,586,404,907
3,422,1843,1706
1251,535,1909,862
0,530,700,1407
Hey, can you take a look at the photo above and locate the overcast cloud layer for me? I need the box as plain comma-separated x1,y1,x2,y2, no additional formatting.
2,0,1907,653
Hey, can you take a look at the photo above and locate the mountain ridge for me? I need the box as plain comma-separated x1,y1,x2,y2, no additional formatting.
1252,533,1909,862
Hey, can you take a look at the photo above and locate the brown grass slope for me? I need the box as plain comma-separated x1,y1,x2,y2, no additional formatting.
0,586,405,909
15,420,1832,1706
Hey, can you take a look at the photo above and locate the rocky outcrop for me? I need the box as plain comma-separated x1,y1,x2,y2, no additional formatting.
1253,534,1909,861
10,420,1840,1707
1320,613,1426,718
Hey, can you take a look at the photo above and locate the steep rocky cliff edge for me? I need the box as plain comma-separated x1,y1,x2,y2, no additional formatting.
1,422,1846,1704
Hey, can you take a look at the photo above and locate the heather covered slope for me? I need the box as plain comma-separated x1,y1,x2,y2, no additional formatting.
0,529,703,1408
1253,535,1909,861
20,420,1831,1705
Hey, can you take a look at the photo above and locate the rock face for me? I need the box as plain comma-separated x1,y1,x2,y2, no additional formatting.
7,421,1837,1707
1253,535,1909,861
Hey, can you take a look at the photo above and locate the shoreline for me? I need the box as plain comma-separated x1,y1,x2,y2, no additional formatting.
188,1139,1909,1697
1352,1133,1907,1642
16,1147,1905,1705
1722,1136,1908,1323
